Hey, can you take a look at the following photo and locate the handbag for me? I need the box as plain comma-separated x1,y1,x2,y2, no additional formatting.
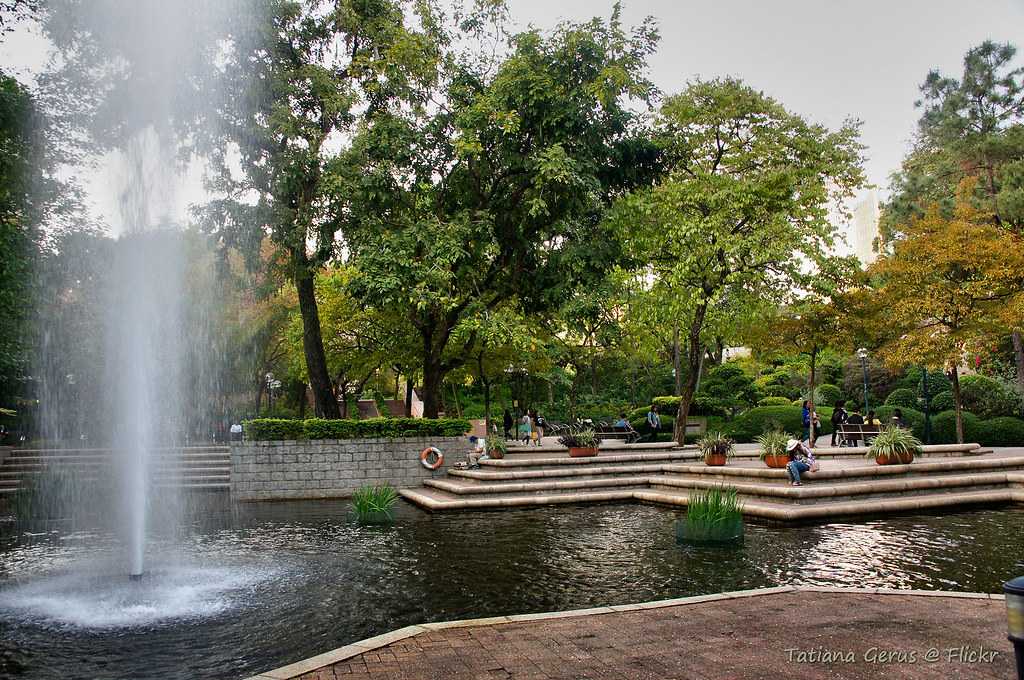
530,431,538,440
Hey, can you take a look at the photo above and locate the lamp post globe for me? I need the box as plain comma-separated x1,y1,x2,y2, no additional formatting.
856,348,869,412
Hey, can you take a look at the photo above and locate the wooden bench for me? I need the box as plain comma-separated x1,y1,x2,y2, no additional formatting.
836,423,881,447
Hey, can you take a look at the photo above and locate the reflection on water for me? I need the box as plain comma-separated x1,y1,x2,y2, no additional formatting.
1,500,1022,680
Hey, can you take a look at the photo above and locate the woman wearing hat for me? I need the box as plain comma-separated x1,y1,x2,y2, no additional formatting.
786,438,817,486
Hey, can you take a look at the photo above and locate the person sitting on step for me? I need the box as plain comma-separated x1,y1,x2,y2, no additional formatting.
785,438,816,487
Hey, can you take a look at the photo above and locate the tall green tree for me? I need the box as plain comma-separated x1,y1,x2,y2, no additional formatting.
614,78,864,444
197,0,440,417
345,7,659,417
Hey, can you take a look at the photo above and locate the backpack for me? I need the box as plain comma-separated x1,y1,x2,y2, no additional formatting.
830,409,846,425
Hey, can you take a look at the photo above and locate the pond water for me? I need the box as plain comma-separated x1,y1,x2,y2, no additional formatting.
1,500,1022,680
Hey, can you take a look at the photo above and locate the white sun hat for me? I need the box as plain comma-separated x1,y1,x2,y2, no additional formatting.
786,439,800,451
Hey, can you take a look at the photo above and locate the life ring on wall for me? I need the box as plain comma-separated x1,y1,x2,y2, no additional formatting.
420,446,443,470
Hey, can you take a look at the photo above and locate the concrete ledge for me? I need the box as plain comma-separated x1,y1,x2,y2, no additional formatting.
245,585,1003,680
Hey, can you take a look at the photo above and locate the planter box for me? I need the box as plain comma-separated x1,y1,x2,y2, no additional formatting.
874,452,915,465
568,447,599,458
676,517,744,544
703,453,728,466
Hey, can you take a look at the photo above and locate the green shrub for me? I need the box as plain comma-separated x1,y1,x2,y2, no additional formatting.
725,406,834,443
757,396,792,407
959,375,1023,419
244,417,471,441
884,388,919,409
244,418,305,440
866,426,922,462
930,410,980,444
680,485,744,542
973,417,1024,447
817,384,842,406
929,391,955,412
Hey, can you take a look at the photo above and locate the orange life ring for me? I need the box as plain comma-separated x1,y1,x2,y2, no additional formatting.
420,446,443,470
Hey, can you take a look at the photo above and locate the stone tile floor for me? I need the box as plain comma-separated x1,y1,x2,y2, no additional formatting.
295,591,1013,679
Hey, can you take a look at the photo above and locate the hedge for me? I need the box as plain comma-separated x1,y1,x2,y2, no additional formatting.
929,410,980,444
873,406,926,441
758,396,792,407
817,384,842,406
724,406,835,443
960,374,1023,419
973,417,1024,447
884,388,919,409
244,417,472,441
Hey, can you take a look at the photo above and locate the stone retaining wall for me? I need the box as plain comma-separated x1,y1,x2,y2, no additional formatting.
230,437,465,501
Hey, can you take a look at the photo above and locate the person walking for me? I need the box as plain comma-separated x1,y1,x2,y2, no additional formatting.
520,411,533,445
646,404,661,441
503,409,514,440
534,411,546,446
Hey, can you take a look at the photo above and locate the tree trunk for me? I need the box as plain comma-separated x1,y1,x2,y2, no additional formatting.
675,306,707,446
808,348,817,448
672,323,682,396
421,355,444,418
405,377,414,417
338,380,349,418
949,365,964,444
1012,330,1024,396
295,271,340,418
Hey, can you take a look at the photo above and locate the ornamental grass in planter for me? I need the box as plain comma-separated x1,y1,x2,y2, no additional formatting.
676,485,744,544
350,483,399,524
486,435,508,459
558,429,600,457
866,426,921,465
756,430,790,468
696,431,734,466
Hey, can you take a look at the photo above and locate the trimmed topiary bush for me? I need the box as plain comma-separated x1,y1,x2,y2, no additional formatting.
817,384,842,407
873,406,926,441
929,410,980,444
973,417,1024,447
929,391,955,412
725,406,834,443
884,388,919,409
758,396,792,407
244,417,472,441
959,374,1024,419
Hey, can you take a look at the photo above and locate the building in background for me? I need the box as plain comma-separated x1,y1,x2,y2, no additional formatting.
848,189,881,266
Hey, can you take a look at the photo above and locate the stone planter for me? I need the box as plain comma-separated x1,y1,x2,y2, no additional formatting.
874,451,915,465
568,447,599,458
762,454,789,469
488,449,505,459
703,453,728,466
676,516,744,544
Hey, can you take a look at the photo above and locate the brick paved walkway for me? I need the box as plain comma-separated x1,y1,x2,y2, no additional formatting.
282,590,1013,680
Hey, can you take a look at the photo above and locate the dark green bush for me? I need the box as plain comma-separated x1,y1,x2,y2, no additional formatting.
725,406,834,443
929,410,980,444
973,417,1024,447
244,417,471,441
817,384,842,406
757,396,792,407
929,391,955,412
884,388,919,409
959,374,1023,419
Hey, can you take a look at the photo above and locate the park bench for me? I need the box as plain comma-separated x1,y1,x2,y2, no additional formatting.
595,423,642,444
836,423,881,447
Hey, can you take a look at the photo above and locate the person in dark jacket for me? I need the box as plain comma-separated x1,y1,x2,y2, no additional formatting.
503,409,514,439
830,400,848,447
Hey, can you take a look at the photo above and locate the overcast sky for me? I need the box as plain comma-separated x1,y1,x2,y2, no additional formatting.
1,1,1022,232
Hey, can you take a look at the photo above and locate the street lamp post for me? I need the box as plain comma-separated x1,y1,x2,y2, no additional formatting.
856,348,869,412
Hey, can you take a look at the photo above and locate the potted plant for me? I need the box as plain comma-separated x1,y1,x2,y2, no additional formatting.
557,429,600,457
756,430,790,469
486,435,507,459
696,431,734,466
865,426,921,465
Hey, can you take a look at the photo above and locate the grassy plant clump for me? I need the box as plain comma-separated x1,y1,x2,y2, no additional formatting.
350,483,399,522
696,431,734,459
681,485,744,543
485,435,508,458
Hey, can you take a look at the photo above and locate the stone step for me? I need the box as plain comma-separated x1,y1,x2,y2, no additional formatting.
481,451,698,468
400,485,1023,521
426,469,1014,504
